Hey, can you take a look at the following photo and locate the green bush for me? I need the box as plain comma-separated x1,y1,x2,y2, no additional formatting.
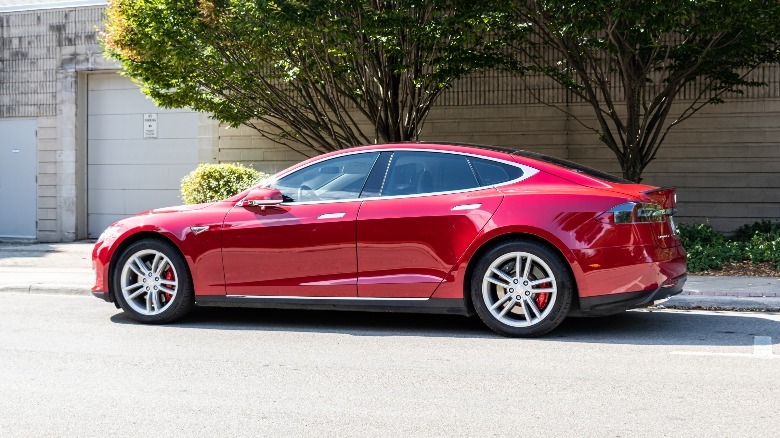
732,219,780,241
678,221,780,272
744,232,780,270
181,163,267,204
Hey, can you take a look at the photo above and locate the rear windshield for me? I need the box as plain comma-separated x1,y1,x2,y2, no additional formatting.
512,150,629,184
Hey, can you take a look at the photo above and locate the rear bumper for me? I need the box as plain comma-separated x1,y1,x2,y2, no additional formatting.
578,273,686,315
572,243,687,299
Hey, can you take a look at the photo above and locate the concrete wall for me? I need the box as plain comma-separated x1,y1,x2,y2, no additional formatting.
421,100,780,232
212,79,780,232
2,4,778,239
0,6,116,241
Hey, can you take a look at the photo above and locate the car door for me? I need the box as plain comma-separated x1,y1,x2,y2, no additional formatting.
356,151,513,298
221,152,380,297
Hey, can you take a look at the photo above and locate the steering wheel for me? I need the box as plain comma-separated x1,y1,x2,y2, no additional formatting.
297,184,319,202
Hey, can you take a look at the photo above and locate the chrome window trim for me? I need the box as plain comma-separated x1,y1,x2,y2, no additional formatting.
254,147,540,207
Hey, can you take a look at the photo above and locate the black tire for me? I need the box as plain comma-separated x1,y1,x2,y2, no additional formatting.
471,240,574,337
112,238,195,324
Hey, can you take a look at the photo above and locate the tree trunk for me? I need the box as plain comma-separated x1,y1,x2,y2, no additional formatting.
621,161,643,183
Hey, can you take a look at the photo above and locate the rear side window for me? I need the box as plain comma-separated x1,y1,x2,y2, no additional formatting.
470,158,524,185
513,150,628,183
380,151,480,196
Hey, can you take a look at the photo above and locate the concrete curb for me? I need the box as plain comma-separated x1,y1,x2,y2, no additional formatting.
0,284,91,296
659,295,780,312
1,284,778,313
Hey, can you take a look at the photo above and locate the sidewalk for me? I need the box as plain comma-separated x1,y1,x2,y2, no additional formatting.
0,241,94,294
664,275,780,311
0,241,778,311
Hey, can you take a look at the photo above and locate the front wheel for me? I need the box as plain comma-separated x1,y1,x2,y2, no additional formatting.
112,238,194,324
471,240,573,337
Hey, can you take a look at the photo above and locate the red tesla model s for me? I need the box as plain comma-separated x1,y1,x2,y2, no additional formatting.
91,143,686,337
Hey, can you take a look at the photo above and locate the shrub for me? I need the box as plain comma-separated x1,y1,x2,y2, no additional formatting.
678,223,725,247
679,223,740,272
732,219,780,242
744,232,780,270
181,163,267,204
678,221,780,272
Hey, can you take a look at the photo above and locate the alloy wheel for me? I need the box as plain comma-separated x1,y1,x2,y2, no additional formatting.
119,249,179,316
481,251,557,327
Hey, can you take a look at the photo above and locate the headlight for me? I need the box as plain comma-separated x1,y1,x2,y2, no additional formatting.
97,225,124,243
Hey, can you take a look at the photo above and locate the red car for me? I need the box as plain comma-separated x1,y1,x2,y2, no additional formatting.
91,143,686,337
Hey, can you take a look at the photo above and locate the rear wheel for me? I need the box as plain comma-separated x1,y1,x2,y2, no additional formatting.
471,240,573,337
112,239,194,324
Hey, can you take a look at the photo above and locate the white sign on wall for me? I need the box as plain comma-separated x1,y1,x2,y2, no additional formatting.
143,113,158,139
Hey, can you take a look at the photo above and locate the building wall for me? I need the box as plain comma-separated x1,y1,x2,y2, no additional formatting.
422,100,780,232
212,97,780,233
2,4,779,240
0,6,116,241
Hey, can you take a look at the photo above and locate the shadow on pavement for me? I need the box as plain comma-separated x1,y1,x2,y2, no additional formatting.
110,305,780,346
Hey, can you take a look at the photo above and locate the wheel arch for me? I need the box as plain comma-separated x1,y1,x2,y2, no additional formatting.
107,231,187,302
461,232,581,315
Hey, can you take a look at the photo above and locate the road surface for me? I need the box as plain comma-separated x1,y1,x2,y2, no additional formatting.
0,293,777,437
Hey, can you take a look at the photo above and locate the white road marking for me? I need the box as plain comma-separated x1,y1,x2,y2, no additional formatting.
671,336,776,359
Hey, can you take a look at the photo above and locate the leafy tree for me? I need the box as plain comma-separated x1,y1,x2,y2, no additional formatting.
506,0,780,182
103,0,506,157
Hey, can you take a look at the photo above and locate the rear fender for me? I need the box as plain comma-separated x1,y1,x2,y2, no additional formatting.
430,223,583,301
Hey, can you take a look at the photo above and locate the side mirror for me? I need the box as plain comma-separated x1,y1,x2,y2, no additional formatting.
239,187,284,209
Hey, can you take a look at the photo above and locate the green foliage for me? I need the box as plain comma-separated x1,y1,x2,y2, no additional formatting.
103,0,508,154
678,222,780,272
732,220,780,242
506,1,780,182
180,163,266,204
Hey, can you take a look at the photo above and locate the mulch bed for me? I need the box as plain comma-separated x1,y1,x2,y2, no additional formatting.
694,261,780,277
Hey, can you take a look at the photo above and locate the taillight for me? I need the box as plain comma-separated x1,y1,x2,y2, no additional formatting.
595,202,671,224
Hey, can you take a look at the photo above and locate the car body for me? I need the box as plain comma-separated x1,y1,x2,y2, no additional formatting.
91,143,687,336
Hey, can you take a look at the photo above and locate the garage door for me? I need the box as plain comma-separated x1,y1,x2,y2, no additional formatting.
87,74,199,238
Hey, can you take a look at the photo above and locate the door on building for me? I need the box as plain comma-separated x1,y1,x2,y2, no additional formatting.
87,73,199,238
0,119,37,238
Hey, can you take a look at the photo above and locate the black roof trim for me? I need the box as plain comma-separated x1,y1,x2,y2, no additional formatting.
418,142,630,184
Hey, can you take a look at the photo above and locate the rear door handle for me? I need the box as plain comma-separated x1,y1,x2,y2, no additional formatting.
451,203,482,211
317,212,346,219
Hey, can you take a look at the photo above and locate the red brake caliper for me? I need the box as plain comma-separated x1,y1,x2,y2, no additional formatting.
162,268,174,302
535,282,552,310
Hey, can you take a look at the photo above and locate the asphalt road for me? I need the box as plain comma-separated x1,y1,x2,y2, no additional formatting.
0,293,777,437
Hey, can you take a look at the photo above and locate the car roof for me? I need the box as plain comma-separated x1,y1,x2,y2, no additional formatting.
349,142,630,184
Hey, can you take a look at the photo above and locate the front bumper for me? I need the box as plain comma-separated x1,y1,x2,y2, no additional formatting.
92,291,111,302
91,238,112,295
578,273,687,315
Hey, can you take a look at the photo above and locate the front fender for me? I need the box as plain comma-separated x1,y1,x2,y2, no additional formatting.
91,207,230,297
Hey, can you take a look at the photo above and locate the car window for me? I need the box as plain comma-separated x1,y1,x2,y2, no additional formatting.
470,157,524,185
512,150,628,183
271,152,379,202
380,151,480,196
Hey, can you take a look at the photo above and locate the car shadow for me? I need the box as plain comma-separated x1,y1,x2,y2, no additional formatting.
109,306,780,346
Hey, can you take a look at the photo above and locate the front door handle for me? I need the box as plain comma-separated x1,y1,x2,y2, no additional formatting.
451,203,482,211
317,212,346,220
